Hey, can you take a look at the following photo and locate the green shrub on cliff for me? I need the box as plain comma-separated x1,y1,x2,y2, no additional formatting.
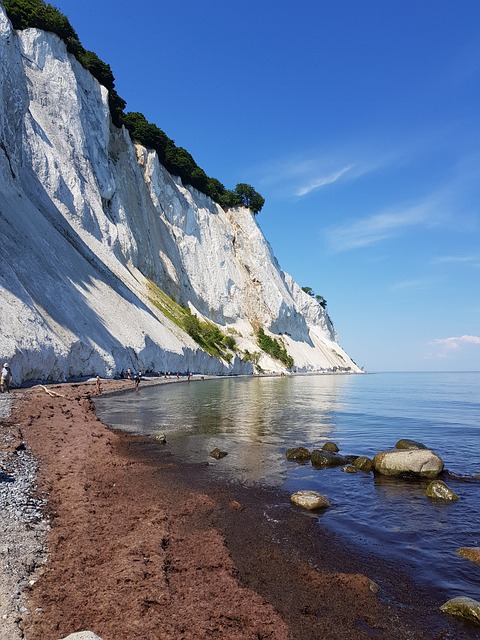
122,112,264,212
4,0,125,125
146,280,235,361
182,313,228,359
4,0,74,36
256,328,294,368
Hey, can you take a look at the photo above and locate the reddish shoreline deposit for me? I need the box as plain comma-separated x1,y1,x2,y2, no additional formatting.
8,380,477,639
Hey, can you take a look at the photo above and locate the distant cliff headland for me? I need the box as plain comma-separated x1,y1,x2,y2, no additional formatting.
0,0,362,383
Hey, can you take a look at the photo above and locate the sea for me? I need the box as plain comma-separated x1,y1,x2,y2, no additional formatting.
94,371,480,600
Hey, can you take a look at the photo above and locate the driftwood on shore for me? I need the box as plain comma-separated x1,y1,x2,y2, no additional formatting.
38,385,66,398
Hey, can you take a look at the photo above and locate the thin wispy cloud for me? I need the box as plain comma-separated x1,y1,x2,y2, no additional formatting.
430,335,480,351
432,255,480,268
255,125,467,200
254,139,401,198
256,155,365,197
322,166,476,253
390,277,435,292
324,199,435,253
295,165,353,197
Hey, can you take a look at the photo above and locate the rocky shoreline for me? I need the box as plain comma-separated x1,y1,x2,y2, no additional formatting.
1,380,478,639
0,393,48,640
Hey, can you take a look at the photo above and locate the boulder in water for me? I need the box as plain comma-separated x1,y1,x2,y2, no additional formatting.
290,490,331,511
425,480,458,501
311,449,347,468
440,596,480,625
321,441,339,452
395,439,427,450
353,456,373,472
341,465,358,473
373,449,443,478
286,447,311,461
210,447,228,460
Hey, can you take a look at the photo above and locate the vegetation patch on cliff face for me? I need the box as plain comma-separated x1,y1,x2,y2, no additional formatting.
146,280,236,361
146,280,190,328
256,328,294,369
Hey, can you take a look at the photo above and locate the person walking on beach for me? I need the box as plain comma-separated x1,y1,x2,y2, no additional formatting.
134,371,141,392
95,375,102,395
1,363,12,393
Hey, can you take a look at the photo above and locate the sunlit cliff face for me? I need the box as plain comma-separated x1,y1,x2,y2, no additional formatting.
0,6,361,382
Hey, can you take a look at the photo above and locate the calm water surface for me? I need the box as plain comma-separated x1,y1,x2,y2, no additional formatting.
95,372,480,598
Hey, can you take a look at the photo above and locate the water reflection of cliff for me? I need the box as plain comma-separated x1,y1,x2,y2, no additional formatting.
96,375,354,485
165,376,350,485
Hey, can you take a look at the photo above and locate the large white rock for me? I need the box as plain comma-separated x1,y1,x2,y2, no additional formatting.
373,449,444,478
0,7,362,383
59,633,103,640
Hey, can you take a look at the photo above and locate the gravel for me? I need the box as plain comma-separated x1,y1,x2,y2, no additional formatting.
0,393,49,640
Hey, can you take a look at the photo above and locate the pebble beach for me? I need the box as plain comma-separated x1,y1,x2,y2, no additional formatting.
0,380,477,639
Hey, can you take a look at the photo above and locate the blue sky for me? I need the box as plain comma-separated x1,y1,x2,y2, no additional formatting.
52,0,480,371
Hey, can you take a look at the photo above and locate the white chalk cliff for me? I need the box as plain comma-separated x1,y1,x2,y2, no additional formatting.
0,5,361,383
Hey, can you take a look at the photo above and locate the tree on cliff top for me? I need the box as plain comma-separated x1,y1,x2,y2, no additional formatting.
3,0,265,214
4,0,126,126
233,184,265,215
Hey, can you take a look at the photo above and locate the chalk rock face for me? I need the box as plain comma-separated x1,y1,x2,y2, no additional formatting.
0,7,362,383
373,450,444,478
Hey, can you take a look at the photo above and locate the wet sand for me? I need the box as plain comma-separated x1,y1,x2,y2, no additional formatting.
8,379,477,639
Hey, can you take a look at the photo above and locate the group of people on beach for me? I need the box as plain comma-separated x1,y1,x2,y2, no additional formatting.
0,363,12,393
119,368,142,382
118,368,193,383
96,369,142,395
0,362,195,395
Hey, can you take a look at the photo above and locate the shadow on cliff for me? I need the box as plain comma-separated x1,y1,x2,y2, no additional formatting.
0,172,179,372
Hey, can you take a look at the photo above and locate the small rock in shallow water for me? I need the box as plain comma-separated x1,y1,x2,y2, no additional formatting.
369,580,380,593
457,547,480,564
353,456,373,472
285,447,311,461
290,490,331,511
341,465,358,473
311,449,347,468
440,596,480,625
210,447,228,460
321,441,339,452
425,480,458,501
395,439,427,450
